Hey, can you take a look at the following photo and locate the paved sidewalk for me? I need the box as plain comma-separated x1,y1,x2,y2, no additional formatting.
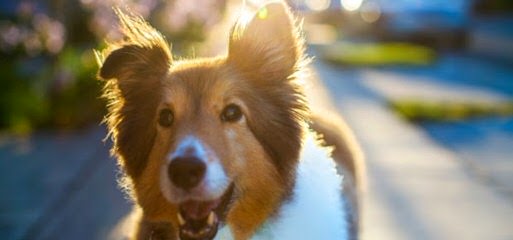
360,70,511,103
352,55,513,203
306,59,513,240
0,127,130,240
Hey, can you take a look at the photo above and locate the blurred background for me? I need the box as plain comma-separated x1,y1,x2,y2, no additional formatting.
1,0,512,239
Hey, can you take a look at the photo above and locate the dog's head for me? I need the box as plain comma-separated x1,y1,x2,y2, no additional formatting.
97,2,307,239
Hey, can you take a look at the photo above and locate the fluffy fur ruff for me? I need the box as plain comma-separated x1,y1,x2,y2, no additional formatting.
215,132,348,239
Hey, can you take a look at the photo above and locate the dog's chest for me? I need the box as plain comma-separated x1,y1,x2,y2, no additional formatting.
216,134,349,240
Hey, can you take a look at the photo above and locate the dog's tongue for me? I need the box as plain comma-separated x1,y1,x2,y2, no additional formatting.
180,199,221,220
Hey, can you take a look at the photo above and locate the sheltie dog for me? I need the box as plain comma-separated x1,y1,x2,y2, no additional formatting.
97,1,364,239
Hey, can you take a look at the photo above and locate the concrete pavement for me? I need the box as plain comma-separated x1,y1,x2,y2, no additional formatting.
307,56,513,240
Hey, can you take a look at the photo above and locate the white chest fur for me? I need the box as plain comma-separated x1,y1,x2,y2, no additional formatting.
216,133,348,240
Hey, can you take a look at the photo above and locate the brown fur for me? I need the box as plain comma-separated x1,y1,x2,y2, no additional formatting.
98,2,361,240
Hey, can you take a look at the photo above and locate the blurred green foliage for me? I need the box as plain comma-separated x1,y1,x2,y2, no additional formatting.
390,100,513,122
0,47,101,134
322,42,436,66
0,0,225,134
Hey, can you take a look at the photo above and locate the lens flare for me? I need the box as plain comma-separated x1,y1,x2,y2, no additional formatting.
258,6,268,19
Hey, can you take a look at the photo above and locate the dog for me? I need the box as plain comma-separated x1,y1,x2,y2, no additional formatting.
97,2,364,239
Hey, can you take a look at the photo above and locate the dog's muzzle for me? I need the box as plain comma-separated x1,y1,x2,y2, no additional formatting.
167,155,217,239
164,136,233,240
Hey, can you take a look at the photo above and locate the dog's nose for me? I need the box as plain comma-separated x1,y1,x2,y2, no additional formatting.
168,156,206,190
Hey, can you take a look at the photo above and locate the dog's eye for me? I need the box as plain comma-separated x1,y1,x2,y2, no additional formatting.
158,109,174,127
221,104,243,122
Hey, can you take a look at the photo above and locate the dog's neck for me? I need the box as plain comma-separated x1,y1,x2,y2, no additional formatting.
216,132,349,239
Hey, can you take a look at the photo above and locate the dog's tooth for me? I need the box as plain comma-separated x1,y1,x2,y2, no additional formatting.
207,211,216,226
177,213,186,226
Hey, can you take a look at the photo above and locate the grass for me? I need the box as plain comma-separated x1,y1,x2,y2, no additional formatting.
321,42,436,66
389,100,513,122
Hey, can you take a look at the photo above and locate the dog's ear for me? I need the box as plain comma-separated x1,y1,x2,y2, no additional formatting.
97,9,171,95
228,2,304,82
96,9,172,178
99,44,170,84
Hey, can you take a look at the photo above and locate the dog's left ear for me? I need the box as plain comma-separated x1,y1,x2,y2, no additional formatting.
228,2,303,82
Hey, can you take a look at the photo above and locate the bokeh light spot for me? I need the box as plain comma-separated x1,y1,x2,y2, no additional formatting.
360,1,381,23
341,0,363,11
305,0,331,12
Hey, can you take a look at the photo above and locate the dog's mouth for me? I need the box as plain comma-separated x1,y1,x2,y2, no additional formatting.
177,184,234,240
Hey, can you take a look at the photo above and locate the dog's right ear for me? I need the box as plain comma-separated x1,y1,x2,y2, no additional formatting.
99,44,170,82
96,9,171,94
96,9,172,179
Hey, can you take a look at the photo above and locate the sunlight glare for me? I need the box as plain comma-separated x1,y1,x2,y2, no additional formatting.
341,0,363,11
231,6,254,40
238,7,254,26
